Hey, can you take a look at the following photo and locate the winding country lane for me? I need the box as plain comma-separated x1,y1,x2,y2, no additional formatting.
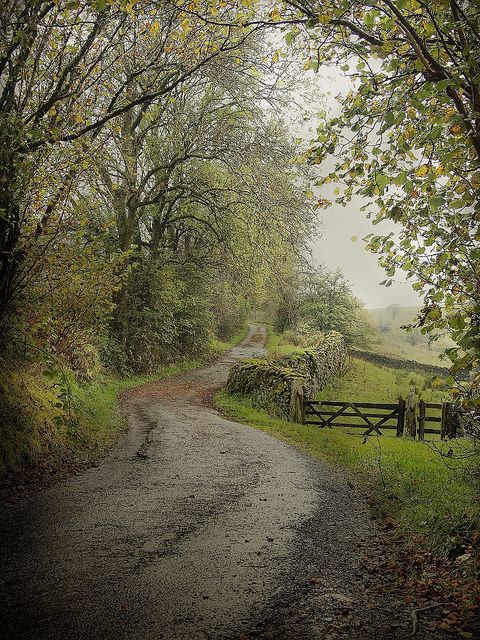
0,325,445,639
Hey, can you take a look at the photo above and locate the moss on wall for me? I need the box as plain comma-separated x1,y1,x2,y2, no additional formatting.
226,331,346,421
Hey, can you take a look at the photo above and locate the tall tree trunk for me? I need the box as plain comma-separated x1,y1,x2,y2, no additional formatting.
0,153,22,349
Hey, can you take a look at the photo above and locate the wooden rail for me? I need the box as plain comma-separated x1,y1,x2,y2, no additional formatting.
304,400,405,436
304,398,472,439
418,400,442,439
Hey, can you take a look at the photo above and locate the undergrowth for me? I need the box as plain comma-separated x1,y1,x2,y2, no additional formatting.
0,327,246,480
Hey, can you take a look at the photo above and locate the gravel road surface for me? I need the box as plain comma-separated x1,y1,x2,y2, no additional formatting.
0,324,443,639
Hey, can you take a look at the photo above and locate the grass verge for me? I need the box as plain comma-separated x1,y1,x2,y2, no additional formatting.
266,324,303,356
215,390,478,557
0,360,203,480
0,328,246,482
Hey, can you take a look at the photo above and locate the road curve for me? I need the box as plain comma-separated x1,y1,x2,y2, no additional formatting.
0,324,438,639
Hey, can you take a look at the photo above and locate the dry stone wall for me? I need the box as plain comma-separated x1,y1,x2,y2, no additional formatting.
226,331,346,422
349,349,450,377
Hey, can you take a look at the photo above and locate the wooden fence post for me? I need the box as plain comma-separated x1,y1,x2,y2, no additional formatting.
441,402,449,439
397,397,405,437
418,400,426,440
444,402,461,439
404,388,417,438
290,381,305,424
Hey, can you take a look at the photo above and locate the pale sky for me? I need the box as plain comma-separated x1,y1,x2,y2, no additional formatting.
286,64,422,309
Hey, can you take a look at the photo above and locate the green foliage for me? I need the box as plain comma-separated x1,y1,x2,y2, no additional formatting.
273,267,377,348
299,268,376,346
278,0,480,404
210,281,250,341
104,261,213,374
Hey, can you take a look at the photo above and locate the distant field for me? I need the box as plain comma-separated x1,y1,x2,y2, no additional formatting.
366,306,454,366
316,357,447,405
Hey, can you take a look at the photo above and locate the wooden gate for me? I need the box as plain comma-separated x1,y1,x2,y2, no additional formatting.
304,399,405,436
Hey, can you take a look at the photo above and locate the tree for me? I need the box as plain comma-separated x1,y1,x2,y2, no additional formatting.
387,304,401,320
298,268,376,346
78,29,316,371
270,0,480,405
0,0,261,352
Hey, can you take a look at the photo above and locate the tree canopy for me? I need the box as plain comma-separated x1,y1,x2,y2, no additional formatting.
0,2,316,376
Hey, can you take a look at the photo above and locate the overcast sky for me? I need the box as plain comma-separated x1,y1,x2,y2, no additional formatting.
287,64,422,309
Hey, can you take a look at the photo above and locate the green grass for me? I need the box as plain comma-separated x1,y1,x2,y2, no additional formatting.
215,390,479,554
266,324,303,356
317,357,447,404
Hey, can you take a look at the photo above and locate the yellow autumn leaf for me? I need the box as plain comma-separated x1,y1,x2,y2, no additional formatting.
416,164,429,177
150,21,159,35
270,8,282,21
318,13,331,24
272,51,280,64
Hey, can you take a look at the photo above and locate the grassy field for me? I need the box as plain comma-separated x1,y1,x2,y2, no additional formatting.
366,306,454,366
317,357,448,404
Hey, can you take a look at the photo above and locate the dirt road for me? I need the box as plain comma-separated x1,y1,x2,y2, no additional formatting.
0,325,441,639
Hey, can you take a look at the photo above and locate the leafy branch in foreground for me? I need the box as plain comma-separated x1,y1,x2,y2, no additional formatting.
272,0,479,406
